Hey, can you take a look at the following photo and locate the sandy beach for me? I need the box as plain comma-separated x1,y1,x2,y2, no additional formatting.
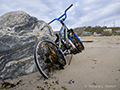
0,36,120,90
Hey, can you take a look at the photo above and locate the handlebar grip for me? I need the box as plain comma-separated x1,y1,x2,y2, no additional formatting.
48,22,50,25
68,4,73,10
69,4,73,8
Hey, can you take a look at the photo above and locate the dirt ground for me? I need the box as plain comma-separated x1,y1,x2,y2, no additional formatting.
0,36,120,90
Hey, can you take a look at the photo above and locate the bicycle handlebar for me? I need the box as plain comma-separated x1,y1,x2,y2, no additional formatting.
48,4,73,25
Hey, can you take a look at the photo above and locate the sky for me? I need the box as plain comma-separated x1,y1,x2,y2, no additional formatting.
0,0,120,31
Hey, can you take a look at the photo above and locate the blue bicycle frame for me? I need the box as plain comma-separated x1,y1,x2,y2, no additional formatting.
48,4,83,54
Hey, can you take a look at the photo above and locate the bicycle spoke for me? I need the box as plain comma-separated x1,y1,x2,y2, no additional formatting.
34,39,66,79
37,51,41,56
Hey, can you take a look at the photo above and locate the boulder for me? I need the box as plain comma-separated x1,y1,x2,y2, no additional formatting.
0,11,56,80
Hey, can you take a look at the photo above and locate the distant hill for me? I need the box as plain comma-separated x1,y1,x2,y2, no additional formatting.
54,27,86,36
73,27,86,36
84,26,120,34
54,26,120,36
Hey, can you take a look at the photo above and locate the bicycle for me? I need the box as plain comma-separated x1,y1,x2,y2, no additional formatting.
34,4,84,79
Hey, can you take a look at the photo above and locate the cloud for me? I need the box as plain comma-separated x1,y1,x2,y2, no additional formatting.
70,0,120,27
0,0,120,31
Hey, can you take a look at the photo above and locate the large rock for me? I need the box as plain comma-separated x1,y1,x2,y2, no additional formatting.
0,11,56,80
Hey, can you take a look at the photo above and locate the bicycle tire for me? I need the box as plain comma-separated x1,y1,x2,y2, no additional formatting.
72,33,84,52
34,39,66,79
68,29,84,52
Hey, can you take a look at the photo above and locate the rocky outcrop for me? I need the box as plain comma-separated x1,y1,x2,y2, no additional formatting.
0,11,56,80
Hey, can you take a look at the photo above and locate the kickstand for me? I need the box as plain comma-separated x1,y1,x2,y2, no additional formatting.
68,54,73,65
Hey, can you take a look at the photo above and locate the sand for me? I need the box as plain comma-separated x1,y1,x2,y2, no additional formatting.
0,36,120,90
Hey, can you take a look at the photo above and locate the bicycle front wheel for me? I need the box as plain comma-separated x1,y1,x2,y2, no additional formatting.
72,33,84,52
68,29,84,52
34,39,66,79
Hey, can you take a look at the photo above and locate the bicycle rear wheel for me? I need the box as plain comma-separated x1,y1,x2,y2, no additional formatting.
34,39,66,79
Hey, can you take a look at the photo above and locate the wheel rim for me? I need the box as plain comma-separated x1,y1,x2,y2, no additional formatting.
35,40,66,78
